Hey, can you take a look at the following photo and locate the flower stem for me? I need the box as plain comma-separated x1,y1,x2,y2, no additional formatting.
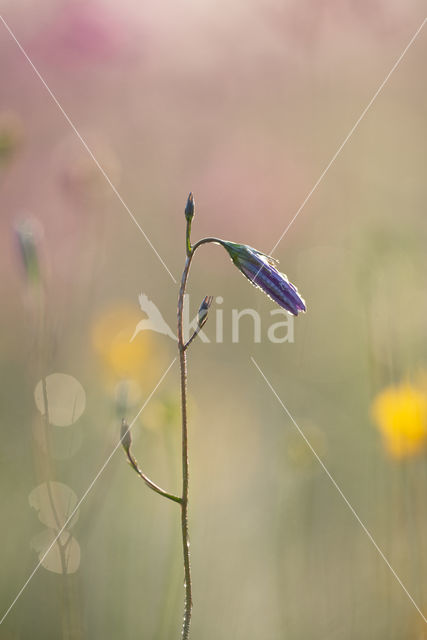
178,254,192,639
177,234,220,639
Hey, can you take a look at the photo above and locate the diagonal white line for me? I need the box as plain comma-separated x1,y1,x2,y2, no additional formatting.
251,356,427,625
0,358,177,626
268,16,426,256
0,14,177,284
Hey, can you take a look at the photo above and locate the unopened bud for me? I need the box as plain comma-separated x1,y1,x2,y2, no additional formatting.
15,219,41,285
120,418,132,454
185,192,195,222
197,296,213,330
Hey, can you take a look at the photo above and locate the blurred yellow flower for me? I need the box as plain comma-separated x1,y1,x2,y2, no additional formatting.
372,383,427,459
91,306,166,391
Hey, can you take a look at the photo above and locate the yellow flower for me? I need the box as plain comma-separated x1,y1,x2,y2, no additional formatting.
91,306,167,391
372,383,427,459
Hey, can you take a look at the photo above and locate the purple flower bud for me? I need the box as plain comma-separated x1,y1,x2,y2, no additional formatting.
197,295,213,330
185,192,195,222
221,241,306,316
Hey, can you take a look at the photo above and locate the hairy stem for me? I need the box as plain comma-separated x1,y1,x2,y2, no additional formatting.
178,254,192,639
177,236,219,639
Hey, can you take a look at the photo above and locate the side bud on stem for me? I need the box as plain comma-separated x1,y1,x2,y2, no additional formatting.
197,295,213,331
184,295,213,350
120,418,132,456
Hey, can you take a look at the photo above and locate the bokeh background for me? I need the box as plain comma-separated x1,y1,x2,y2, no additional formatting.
1,0,427,638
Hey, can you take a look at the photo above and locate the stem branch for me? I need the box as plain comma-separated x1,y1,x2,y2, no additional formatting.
121,423,181,505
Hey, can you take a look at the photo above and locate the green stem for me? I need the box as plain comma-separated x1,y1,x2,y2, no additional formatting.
191,236,227,252
186,219,192,257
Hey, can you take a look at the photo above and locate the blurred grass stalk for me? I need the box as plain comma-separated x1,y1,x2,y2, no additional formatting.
16,219,85,639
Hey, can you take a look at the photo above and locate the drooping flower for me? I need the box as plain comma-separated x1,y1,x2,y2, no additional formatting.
372,383,427,459
220,241,306,316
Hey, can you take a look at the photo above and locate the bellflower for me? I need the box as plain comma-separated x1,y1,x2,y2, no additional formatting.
122,193,308,640
220,241,306,316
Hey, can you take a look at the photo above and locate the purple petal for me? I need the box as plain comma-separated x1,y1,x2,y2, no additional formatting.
240,260,306,315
